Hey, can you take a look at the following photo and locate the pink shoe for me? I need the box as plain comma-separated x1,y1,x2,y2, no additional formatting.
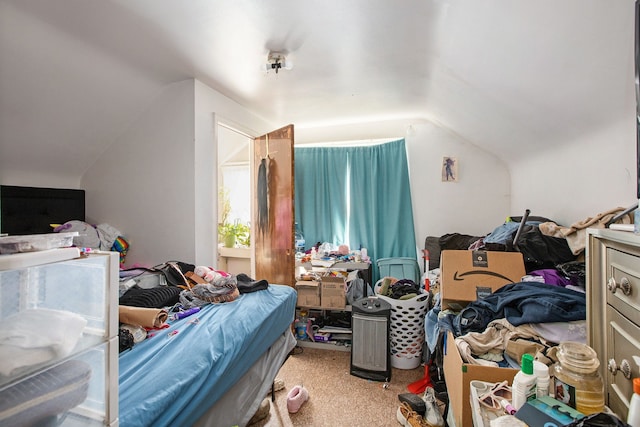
286,385,309,413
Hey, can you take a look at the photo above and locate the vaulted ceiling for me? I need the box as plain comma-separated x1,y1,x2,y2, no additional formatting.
0,0,634,180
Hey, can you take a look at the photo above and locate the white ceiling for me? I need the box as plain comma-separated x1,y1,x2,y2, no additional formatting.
0,0,635,181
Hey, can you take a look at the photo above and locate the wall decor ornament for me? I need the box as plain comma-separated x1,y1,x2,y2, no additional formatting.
442,157,458,182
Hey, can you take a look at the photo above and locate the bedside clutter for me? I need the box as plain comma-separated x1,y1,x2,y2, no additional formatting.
469,379,628,427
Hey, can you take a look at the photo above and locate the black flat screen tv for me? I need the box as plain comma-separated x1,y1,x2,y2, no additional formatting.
0,185,85,235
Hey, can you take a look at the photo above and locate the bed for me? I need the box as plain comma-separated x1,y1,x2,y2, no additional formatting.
119,283,297,427
1,185,298,427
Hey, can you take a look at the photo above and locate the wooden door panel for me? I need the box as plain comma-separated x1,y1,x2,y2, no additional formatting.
253,125,295,286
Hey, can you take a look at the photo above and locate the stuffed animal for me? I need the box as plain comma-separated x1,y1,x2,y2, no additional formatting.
194,266,230,283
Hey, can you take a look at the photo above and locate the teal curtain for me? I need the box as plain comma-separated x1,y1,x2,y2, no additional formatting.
294,147,349,248
295,139,417,285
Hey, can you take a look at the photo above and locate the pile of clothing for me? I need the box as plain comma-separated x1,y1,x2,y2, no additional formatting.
376,277,422,300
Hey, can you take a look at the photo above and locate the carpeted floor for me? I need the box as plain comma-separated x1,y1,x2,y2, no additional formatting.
248,346,430,427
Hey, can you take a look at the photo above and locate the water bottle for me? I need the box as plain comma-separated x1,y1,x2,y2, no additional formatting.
295,310,308,340
294,223,305,254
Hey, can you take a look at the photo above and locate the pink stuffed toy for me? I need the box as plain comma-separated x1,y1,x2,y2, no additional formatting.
338,244,350,255
194,266,230,283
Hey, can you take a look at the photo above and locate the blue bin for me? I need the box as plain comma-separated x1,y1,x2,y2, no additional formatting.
376,257,420,283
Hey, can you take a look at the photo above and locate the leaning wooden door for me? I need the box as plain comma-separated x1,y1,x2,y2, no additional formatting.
253,125,295,286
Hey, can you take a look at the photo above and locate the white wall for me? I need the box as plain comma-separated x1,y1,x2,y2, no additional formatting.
82,80,196,266
81,78,276,267
194,80,275,267
509,110,637,227
406,122,511,245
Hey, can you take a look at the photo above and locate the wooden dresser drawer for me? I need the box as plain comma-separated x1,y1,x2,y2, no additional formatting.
606,305,640,420
607,248,640,325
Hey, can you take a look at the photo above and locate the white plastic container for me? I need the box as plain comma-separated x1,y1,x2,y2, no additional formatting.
0,232,78,254
534,360,550,399
512,354,537,410
628,378,640,427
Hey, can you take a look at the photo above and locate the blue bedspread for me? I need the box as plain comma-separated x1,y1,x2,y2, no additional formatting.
119,284,297,427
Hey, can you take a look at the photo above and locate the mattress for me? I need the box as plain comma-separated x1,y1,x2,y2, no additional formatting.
118,284,297,427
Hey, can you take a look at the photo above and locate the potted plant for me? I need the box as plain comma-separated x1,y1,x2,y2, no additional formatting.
218,220,250,248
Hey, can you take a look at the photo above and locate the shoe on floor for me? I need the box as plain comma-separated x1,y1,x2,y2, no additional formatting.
248,398,270,425
398,393,426,417
397,401,430,427
422,387,445,427
287,385,309,413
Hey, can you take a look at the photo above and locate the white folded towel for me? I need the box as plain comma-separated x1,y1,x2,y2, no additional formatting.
0,308,87,376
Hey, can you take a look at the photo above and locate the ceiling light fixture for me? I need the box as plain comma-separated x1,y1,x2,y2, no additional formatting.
264,52,293,74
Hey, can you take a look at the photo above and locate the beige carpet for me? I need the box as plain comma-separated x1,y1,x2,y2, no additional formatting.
249,346,428,427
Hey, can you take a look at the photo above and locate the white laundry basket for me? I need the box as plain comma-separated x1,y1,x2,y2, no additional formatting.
375,280,430,369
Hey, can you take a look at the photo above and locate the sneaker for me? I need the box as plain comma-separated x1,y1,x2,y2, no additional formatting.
397,402,428,427
422,387,445,427
398,393,426,417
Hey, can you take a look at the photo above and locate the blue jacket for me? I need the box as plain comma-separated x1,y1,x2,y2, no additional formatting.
454,282,586,336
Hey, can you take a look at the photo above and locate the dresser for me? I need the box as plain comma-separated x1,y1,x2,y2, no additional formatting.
587,228,640,421
0,248,119,426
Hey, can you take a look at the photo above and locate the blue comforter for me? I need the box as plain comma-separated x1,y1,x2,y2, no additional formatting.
118,284,297,427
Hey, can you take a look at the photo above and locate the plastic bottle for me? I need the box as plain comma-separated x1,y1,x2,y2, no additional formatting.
533,360,550,399
512,353,537,410
294,223,305,254
628,378,640,427
552,341,604,415
295,310,308,340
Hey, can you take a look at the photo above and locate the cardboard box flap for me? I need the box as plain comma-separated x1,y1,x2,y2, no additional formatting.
295,280,321,307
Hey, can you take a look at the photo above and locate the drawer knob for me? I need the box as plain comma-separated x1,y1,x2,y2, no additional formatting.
607,358,632,379
607,277,632,296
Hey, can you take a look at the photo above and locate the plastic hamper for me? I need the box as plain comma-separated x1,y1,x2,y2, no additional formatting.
374,281,430,369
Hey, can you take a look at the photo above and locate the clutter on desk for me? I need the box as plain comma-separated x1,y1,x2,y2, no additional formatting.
296,241,371,265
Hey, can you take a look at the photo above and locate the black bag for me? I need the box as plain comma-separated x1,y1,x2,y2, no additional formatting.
566,413,630,427
121,261,195,288
153,261,195,287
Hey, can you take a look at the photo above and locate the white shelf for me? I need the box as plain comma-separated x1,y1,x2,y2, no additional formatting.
297,304,352,312
0,247,81,270
296,340,351,352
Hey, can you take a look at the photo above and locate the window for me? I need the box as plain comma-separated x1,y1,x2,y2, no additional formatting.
295,139,417,283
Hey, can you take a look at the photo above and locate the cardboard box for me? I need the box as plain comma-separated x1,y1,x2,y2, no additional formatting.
439,250,526,311
443,331,518,427
295,280,321,307
321,276,346,309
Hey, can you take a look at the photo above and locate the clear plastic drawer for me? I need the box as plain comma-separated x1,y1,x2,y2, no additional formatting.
0,252,118,389
0,338,118,426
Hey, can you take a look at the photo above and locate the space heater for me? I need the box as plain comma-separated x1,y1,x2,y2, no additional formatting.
350,296,391,382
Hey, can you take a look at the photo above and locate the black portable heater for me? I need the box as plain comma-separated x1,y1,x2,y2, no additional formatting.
350,296,392,382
